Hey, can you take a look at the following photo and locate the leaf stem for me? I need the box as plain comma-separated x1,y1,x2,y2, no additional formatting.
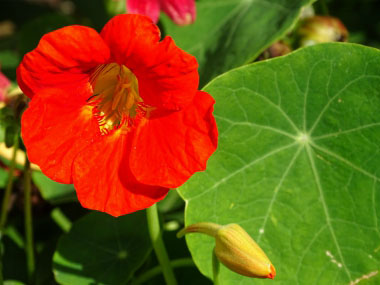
0,135,19,230
51,208,72,233
318,0,329,15
146,204,177,285
24,155,35,284
132,257,194,284
212,248,220,285
0,137,18,285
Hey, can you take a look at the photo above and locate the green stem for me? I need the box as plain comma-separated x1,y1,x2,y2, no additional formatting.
212,249,220,285
51,208,72,233
318,0,329,15
24,156,35,284
0,135,19,230
0,137,18,285
132,258,194,284
146,204,177,285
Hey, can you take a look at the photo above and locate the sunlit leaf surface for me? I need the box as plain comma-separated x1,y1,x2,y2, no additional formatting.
179,43,380,284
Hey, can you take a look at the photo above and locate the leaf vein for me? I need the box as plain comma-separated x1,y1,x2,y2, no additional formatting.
240,87,300,133
306,144,352,280
314,123,380,140
309,75,380,134
256,146,302,242
295,225,328,284
214,115,296,139
188,142,297,201
311,143,380,181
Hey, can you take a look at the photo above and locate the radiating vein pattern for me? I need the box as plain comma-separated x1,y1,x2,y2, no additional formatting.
180,43,380,285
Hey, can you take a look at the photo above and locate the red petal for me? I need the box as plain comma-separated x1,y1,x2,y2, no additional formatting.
127,0,161,23
21,86,100,183
130,91,218,188
17,25,110,98
73,132,169,217
100,14,199,110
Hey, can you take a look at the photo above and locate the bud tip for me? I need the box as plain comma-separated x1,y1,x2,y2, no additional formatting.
268,264,276,279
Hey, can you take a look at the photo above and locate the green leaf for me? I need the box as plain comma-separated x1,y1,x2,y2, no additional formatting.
179,43,380,284
0,50,20,70
32,171,76,205
104,0,126,16
19,13,75,55
162,0,314,86
4,281,26,285
53,211,152,285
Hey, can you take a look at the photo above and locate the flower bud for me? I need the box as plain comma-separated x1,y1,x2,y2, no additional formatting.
161,0,196,26
178,222,276,279
258,41,292,61
296,15,348,47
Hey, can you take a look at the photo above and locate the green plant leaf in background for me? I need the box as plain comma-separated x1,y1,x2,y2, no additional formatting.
53,211,152,285
161,0,314,86
179,43,380,284
18,13,75,56
32,171,76,205
0,50,20,70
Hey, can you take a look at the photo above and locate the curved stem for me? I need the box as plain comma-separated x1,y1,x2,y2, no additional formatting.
146,204,177,285
0,135,19,230
24,155,35,284
132,258,194,284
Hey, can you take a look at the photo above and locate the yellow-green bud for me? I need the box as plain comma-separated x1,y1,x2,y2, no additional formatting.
178,223,276,279
296,15,348,47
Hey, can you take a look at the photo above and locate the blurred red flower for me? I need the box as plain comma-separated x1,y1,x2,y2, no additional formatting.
0,71,10,102
126,0,196,25
17,14,217,217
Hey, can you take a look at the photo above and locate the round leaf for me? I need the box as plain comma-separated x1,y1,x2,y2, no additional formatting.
53,211,151,285
179,43,380,284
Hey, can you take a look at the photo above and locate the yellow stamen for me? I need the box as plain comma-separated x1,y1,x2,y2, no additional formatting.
88,63,145,135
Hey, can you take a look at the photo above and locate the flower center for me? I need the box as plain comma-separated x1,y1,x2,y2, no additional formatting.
88,63,144,135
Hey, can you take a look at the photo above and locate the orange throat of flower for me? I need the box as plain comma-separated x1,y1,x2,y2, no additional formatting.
88,63,151,135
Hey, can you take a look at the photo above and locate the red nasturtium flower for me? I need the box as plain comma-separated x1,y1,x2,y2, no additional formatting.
17,14,217,217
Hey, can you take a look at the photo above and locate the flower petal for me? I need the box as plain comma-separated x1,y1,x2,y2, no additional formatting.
73,132,169,217
17,25,110,98
161,0,196,25
100,14,199,110
126,0,161,23
130,91,218,188
21,87,99,183
0,71,10,102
